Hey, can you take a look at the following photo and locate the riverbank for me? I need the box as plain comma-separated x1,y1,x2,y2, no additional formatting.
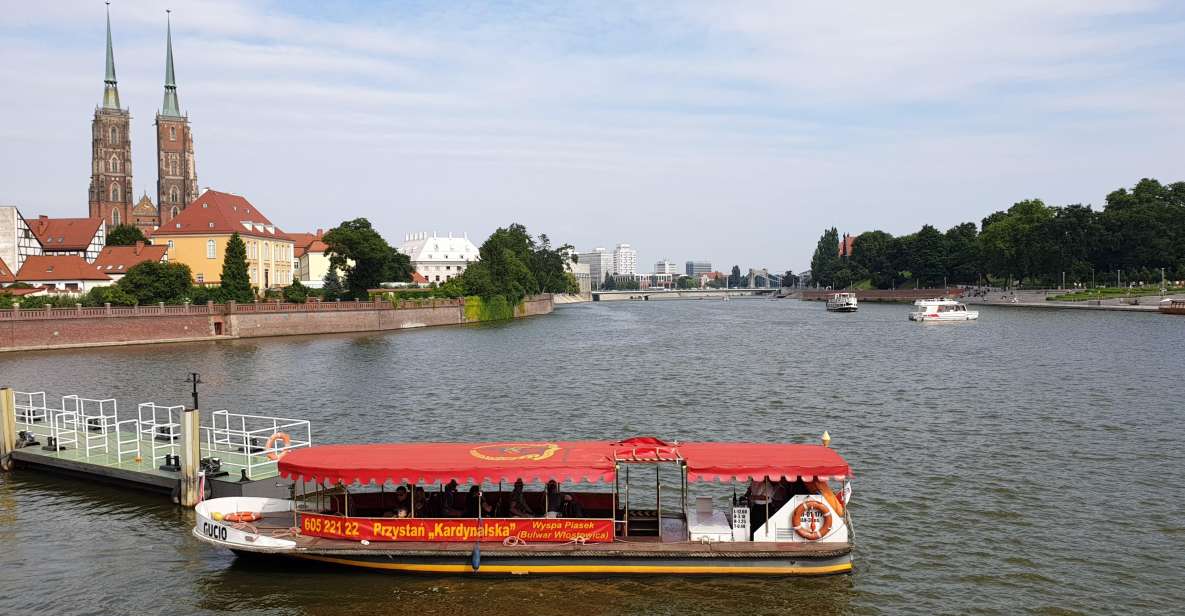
963,289,1185,313
0,294,553,353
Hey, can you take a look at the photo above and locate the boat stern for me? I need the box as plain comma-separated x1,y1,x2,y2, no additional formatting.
193,496,299,552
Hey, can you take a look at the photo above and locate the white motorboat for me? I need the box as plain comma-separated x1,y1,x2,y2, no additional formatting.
909,298,978,321
826,292,858,312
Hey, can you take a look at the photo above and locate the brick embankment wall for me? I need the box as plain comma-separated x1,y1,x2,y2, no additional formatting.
0,295,554,352
801,289,965,302
230,304,465,338
1,314,212,351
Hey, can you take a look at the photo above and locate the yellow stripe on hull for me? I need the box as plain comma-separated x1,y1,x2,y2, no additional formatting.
293,554,852,576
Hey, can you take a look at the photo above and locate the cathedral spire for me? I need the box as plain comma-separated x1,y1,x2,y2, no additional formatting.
102,2,121,110
161,10,182,117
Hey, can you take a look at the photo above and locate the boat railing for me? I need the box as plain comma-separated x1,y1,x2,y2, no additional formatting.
14,391,48,424
203,410,312,479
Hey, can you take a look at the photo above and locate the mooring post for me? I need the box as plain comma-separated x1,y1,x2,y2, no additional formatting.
179,406,201,507
1,387,17,472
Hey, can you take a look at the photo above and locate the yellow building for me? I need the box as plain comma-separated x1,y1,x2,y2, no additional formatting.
151,189,294,289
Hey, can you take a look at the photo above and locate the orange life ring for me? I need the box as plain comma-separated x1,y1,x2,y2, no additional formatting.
223,511,262,523
265,432,292,460
791,499,833,540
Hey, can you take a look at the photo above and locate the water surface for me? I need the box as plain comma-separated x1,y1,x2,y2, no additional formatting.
1,300,1183,615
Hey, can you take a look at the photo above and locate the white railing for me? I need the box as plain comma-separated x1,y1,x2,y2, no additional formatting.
50,410,80,452
137,403,183,465
14,391,48,424
10,388,313,479
204,410,312,479
115,418,141,463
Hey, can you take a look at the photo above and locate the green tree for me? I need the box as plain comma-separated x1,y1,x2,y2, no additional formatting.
601,272,616,290
220,232,253,301
850,231,895,288
116,261,193,304
322,267,345,300
106,224,147,246
944,223,980,285
729,265,742,288
283,279,309,303
810,228,841,287
323,219,411,300
912,225,947,287
83,285,137,306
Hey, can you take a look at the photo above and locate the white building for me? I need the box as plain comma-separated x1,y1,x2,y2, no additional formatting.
566,260,591,295
578,247,614,289
0,206,44,272
654,259,677,275
685,260,712,277
613,243,637,275
397,232,480,284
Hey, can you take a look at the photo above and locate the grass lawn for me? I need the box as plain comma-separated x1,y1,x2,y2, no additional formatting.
1047,286,1183,301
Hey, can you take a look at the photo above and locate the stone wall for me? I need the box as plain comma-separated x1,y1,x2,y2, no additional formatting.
0,295,553,352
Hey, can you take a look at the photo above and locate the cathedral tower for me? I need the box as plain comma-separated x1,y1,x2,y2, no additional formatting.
88,5,134,228
156,11,198,226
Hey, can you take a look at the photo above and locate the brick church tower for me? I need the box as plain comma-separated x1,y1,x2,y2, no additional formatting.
155,12,198,225
88,6,134,228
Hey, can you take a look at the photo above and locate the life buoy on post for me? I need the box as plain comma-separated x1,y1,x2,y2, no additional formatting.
792,499,833,540
265,432,292,461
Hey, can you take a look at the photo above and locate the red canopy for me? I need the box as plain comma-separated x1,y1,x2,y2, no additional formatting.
278,440,851,486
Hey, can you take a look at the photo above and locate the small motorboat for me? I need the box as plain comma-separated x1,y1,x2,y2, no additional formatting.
909,298,978,322
826,293,858,312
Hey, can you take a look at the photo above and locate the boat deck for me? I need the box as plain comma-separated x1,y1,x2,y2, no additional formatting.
237,512,850,557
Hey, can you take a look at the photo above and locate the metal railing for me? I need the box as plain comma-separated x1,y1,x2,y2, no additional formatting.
0,297,496,321
10,389,313,479
203,410,312,480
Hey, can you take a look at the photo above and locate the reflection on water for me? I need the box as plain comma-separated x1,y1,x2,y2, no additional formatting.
1,300,1183,615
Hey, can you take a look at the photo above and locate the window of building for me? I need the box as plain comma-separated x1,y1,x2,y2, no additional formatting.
196,273,204,284
264,243,270,260
206,240,216,259
108,156,119,173
109,127,118,144
170,187,179,203
170,206,179,219
167,240,174,250
111,209,120,226
110,185,120,201
169,126,177,141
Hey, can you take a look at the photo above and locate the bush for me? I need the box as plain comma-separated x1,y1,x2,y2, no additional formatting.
84,285,137,307
283,280,309,303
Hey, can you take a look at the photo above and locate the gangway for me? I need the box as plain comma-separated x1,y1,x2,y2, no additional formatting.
205,410,312,480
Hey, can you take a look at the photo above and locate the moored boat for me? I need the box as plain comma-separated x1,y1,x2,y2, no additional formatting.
909,298,978,322
826,292,858,312
192,437,854,576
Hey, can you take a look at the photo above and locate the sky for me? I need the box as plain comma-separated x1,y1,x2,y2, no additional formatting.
2,1,1184,273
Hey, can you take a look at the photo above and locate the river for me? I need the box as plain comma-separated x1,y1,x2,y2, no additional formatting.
1,299,1182,615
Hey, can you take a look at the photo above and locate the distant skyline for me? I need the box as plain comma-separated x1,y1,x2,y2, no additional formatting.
2,1,1184,272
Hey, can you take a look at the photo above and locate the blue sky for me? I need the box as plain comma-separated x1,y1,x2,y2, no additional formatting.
3,1,1184,272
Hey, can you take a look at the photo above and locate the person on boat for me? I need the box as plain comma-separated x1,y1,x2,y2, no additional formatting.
545,480,562,515
413,486,429,517
392,485,410,517
464,486,494,518
441,480,464,517
559,493,584,518
509,479,535,517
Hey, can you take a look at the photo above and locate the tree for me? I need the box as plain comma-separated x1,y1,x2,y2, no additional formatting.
116,261,193,304
106,224,146,246
601,272,616,290
676,275,698,289
322,267,345,300
850,231,895,289
84,284,137,306
912,225,947,287
944,223,980,285
729,265,742,288
781,270,799,288
220,232,253,301
810,228,841,288
283,279,309,303
532,233,578,294
323,219,411,300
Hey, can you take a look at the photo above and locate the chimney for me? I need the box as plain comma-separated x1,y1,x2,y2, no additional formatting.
316,228,323,237
134,240,144,255
39,215,48,220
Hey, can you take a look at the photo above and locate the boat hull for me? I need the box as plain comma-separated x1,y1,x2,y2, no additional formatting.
908,312,979,321
259,549,852,576
826,306,858,312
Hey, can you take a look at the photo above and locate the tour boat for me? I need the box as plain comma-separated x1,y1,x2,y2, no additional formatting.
826,292,858,312
908,298,978,321
192,437,854,576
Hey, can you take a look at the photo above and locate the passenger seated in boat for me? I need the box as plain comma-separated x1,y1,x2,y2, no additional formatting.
559,494,584,518
413,486,429,517
509,479,535,517
392,486,410,517
442,480,464,517
464,486,494,518
546,480,562,515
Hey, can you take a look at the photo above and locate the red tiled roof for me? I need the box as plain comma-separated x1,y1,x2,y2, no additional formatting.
287,231,328,258
411,271,428,284
93,242,168,274
16,255,112,282
1,286,47,297
0,256,15,283
30,216,104,251
151,190,286,239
